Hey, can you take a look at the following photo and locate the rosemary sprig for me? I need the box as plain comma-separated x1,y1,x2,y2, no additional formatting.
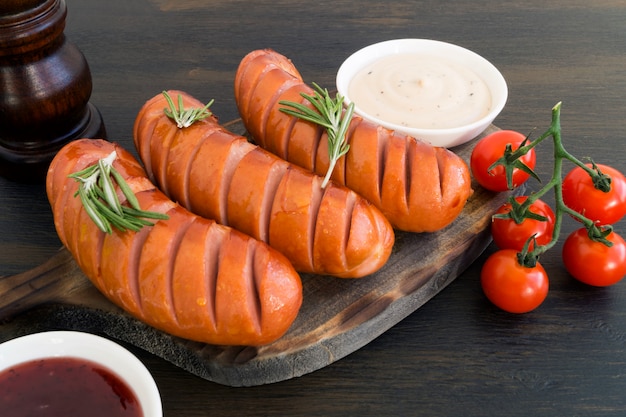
162,90,214,128
69,151,169,234
279,82,354,188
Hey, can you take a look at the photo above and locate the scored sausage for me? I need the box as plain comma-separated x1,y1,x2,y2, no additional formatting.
46,138,303,346
234,49,474,233
133,90,394,278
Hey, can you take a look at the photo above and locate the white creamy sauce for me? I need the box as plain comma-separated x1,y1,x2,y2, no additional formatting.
348,53,492,129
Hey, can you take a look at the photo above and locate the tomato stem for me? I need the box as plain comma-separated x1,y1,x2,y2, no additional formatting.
496,102,614,266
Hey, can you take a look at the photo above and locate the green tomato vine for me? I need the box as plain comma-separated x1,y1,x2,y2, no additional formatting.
493,102,614,268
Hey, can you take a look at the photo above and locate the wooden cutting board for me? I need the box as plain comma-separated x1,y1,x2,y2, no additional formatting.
0,122,517,387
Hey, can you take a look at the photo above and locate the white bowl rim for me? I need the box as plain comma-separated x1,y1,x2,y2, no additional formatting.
336,38,508,147
0,330,162,417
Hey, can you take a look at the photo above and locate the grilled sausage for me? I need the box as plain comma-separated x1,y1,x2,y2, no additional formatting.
133,90,394,278
234,49,473,233
46,138,302,346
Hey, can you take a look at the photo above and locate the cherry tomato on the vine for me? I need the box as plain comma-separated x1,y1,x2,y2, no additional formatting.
491,196,556,251
481,249,549,313
562,163,626,225
562,228,626,287
470,130,537,192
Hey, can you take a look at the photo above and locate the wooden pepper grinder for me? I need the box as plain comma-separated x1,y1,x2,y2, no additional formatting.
0,0,106,183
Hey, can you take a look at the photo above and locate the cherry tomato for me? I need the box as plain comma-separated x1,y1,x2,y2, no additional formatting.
562,163,626,225
491,197,556,251
481,249,549,313
562,228,626,287
470,130,537,192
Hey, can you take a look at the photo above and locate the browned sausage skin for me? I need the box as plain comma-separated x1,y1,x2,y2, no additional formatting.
46,138,302,346
133,91,394,278
234,49,473,233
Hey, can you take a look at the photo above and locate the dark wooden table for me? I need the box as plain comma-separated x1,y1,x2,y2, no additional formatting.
2,0,626,415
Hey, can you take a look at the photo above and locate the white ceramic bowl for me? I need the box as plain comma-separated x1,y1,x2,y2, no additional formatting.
0,331,162,417
336,38,508,148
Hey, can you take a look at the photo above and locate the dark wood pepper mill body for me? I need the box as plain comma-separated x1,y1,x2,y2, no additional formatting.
0,0,105,183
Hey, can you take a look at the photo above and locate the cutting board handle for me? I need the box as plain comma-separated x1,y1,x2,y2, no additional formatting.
0,248,90,320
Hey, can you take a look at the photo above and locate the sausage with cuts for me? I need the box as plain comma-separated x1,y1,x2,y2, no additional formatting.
133,90,394,278
46,138,303,346
234,49,473,233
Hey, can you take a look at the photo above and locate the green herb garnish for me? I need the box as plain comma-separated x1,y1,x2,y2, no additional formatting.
69,151,169,234
162,91,214,128
279,83,354,188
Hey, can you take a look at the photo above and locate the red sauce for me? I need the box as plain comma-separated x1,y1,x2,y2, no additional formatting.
0,356,143,417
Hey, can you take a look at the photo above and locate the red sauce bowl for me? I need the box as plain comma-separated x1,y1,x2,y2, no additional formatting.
0,331,162,417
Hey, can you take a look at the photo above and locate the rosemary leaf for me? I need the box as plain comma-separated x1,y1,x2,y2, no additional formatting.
162,91,214,128
78,186,112,234
110,167,141,211
91,197,139,232
279,82,354,188
69,164,99,180
279,104,333,129
98,158,123,216
122,206,169,220
70,152,169,234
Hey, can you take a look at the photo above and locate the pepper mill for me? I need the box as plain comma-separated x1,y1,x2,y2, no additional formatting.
0,0,106,183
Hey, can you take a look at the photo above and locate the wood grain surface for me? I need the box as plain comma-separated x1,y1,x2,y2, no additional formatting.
2,0,626,415
0,121,512,386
